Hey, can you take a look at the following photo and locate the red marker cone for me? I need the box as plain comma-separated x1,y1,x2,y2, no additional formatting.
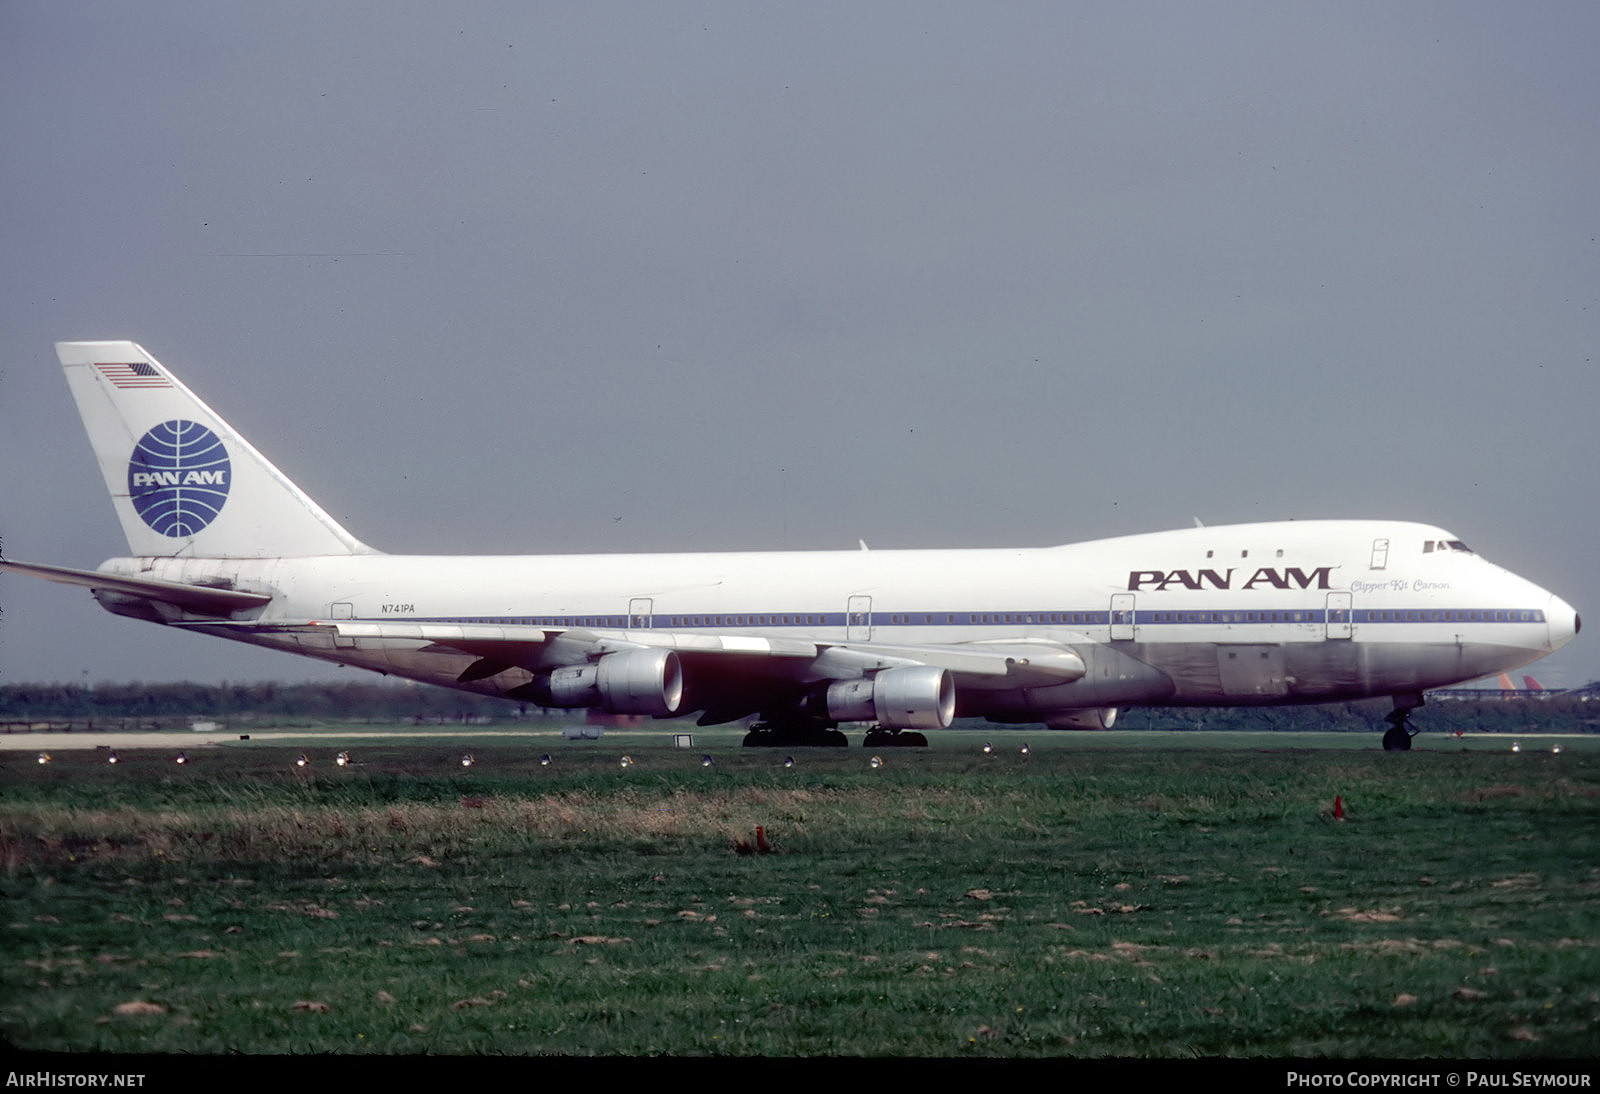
756,825,771,853
1334,795,1344,819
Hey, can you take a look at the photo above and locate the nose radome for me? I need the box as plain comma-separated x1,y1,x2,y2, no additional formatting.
1547,594,1579,652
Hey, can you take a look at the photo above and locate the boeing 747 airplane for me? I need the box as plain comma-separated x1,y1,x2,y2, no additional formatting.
1,342,1580,749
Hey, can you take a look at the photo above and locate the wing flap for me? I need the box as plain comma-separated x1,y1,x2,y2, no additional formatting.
820,640,1086,685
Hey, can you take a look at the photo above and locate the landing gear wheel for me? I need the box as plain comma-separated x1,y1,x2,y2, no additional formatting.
861,726,930,748
743,721,848,748
1382,708,1418,752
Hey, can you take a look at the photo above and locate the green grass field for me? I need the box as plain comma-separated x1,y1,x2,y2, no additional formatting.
3,730,1597,1057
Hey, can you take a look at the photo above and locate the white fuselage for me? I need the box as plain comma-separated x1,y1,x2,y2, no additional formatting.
98,518,1579,722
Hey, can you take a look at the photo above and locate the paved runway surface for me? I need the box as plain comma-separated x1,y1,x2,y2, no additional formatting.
0,730,564,751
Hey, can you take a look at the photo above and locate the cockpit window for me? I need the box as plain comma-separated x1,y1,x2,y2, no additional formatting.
1423,539,1474,554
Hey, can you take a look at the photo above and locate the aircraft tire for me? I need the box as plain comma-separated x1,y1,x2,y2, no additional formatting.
862,727,929,748
1382,725,1413,752
744,724,848,748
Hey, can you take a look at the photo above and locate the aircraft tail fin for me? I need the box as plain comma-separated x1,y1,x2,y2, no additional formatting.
55,341,375,558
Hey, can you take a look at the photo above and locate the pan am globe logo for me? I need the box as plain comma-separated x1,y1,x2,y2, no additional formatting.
127,420,232,537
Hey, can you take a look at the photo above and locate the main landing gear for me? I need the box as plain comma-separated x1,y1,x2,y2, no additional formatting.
1382,693,1424,752
742,715,848,748
741,717,929,748
862,726,929,748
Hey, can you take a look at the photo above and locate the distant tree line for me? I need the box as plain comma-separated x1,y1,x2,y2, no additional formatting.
0,680,523,726
1,680,1596,733
1119,692,1600,735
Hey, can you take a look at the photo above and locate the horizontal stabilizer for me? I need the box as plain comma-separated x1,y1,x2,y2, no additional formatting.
0,558,272,616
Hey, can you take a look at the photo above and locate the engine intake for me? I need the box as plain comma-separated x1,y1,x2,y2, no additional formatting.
541,649,683,716
825,665,954,729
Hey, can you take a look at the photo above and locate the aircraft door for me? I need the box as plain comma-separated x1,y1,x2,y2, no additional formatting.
628,598,653,631
846,595,873,641
1110,593,1135,641
329,601,356,648
1326,591,1352,640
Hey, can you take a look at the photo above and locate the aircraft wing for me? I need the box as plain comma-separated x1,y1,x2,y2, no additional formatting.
292,619,1086,687
0,558,272,617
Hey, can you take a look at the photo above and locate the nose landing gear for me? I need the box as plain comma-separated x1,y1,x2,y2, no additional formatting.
1382,693,1424,751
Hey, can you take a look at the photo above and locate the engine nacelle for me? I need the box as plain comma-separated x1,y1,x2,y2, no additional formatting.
1045,707,1119,730
825,665,955,729
542,649,683,716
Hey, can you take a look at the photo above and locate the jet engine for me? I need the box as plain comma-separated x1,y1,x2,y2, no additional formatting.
825,665,954,729
539,649,683,716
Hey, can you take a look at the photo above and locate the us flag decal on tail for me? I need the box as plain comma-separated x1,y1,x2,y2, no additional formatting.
96,361,171,388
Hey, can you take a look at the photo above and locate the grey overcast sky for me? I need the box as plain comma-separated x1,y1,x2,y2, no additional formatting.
2,1,1597,691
